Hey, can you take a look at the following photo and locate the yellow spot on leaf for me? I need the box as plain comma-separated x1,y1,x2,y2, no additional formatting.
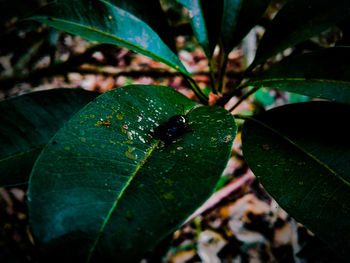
125,146,137,160
163,192,174,200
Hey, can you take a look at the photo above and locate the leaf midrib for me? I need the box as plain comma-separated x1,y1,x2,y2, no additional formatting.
30,0,189,76
240,115,350,187
86,140,160,262
0,146,44,163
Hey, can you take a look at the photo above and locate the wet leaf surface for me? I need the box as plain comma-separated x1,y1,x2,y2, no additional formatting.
27,0,189,76
0,88,98,187
28,85,236,262
242,101,350,261
250,0,350,68
246,47,350,104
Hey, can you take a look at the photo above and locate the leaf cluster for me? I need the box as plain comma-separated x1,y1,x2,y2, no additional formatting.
1,0,350,262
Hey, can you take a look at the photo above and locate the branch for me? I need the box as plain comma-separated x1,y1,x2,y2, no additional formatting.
0,44,112,90
73,65,242,79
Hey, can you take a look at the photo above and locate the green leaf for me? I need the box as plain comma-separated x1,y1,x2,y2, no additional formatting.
241,102,350,261
220,0,270,54
28,85,236,261
102,0,176,51
254,88,275,107
27,0,189,76
0,89,98,187
250,0,350,69
177,0,223,57
245,47,350,104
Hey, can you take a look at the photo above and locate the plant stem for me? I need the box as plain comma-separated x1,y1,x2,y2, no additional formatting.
184,75,209,105
229,86,260,112
217,40,228,93
216,60,258,107
208,57,218,94
218,56,228,93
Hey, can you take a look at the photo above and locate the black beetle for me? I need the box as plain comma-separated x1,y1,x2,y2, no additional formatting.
152,114,189,142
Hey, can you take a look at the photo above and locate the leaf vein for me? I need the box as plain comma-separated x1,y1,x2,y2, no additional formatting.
86,141,160,262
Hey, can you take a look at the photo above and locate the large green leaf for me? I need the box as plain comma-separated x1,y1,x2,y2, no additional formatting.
220,0,270,54
250,0,350,69
102,0,175,51
245,47,350,104
241,102,350,261
177,0,223,57
28,85,236,262
27,0,189,76
0,88,98,187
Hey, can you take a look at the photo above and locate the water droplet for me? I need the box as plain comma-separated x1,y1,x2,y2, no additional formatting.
108,15,112,20
127,132,133,140
177,146,183,150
